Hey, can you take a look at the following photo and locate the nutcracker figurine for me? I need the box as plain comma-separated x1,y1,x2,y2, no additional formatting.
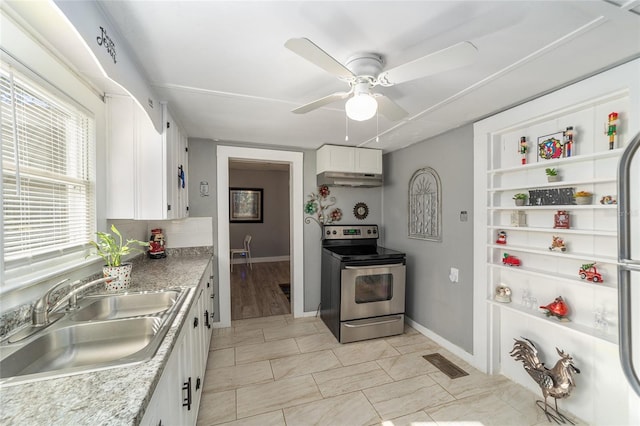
519,136,528,165
605,112,618,150
564,126,574,157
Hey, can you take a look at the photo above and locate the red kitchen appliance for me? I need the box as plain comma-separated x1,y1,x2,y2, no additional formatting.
149,228,166,259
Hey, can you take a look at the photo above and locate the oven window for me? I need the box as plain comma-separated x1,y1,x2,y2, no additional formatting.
355,274,393,303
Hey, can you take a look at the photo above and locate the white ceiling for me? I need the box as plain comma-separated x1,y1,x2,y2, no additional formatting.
9,1,640,153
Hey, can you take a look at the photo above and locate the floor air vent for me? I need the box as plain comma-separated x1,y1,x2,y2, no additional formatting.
423,353,469,379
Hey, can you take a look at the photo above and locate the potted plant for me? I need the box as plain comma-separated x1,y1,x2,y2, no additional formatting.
574,190,593,205
89,224,149,291
513,193,528,206
545,167,559,182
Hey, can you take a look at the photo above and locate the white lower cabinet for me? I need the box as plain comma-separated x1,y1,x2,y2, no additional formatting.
141,258,214,426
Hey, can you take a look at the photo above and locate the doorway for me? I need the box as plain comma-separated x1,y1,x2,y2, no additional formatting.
216,146,304,328
228,160,291,320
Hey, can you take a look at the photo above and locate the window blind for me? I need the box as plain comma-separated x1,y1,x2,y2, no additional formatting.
1,65,95,266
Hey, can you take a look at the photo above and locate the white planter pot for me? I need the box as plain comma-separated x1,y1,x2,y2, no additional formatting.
103,263,133,292
547,175,559,182
575,196,592,205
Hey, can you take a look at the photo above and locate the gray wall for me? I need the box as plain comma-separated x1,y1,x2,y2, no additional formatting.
187,139,382,312
229,169,290,258
382,125,474,353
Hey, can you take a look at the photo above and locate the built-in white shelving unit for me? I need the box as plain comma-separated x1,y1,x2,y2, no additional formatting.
474,59,640,425
484,90,627,343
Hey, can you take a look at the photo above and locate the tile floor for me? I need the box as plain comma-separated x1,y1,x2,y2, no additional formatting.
196,315,585,426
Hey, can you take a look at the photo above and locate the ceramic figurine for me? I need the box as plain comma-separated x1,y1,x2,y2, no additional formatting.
605,112,618,150
519,136,528,165
502,253,521,266
496,230,507,244
548,235,566,252
600,195,617,204
563,126,574,157
539,296,570,319
579,262,603,283
495,285,512,303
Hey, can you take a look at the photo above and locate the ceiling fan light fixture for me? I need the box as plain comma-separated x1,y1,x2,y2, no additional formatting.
345,92,377,121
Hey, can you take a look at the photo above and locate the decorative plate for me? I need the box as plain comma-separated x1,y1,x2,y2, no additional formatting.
353,202,369,220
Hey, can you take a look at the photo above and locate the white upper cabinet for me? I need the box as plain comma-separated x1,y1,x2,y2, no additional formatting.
316,145,382,175
164,107,189,219
106,96,189,220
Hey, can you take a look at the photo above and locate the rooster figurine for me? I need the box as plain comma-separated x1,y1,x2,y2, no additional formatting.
510,337,580,424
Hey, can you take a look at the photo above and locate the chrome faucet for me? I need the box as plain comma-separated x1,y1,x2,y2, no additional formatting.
31,278,73,326
31,276,114,326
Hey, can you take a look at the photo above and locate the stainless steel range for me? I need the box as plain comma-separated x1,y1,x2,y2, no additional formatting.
321,224,406,343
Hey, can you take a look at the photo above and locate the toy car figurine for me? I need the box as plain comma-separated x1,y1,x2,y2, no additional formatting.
502,253,521,266
579,263,603,283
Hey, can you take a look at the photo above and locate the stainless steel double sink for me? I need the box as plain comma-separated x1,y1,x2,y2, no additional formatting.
0,288,189,386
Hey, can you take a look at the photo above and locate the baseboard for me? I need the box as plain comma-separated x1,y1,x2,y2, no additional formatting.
405,316,475,366
230,255,290,264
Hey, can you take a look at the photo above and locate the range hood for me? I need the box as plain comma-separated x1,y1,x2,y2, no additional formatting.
317,171,383,187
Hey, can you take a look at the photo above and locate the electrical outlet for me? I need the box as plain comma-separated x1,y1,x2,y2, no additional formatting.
449,267,459,283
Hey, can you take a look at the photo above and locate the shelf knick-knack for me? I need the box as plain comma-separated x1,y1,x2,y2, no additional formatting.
513,193,528,206
605,112,618,150
579,262,603,283
574,191,593,205
549,235,567,252
554,210,570,229
545,168,559,182
563,126,575,157
519,136,528,165
511,210,527,227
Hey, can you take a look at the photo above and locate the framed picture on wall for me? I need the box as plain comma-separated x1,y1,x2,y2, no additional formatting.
230,188,263,223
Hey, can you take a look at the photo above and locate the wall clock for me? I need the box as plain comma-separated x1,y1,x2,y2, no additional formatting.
353,202,369,220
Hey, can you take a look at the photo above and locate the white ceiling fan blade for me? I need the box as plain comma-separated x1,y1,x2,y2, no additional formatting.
285,38,355,79
292,92,351,114
377,41,478,86
375,95,409,121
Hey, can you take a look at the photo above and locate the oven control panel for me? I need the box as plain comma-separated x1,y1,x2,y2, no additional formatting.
323,225,378,240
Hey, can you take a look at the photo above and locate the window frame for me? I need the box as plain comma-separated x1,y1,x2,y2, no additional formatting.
1,62,97,293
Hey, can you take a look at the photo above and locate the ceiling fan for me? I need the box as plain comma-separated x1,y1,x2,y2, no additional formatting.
285,37,478,121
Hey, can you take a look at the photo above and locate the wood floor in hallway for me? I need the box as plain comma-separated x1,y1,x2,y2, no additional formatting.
231,261,291,320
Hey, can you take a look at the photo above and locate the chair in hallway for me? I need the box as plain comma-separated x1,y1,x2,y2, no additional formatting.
230,234,252,271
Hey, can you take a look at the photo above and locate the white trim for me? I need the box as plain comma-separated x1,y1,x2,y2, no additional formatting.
405,316,475,366
216,146,304,328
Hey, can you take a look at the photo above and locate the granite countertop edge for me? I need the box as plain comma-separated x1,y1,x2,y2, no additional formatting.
0,253,214,426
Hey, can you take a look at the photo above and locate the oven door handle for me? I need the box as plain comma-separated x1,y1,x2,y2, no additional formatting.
344,263,403,270
343,316,403,328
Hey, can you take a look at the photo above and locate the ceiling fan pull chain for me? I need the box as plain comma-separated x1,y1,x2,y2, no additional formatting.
345,114,349,142
376,111,380,143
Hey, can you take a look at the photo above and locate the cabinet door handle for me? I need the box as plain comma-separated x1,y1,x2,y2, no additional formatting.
196,377,201,391
182,377,192,410
193,316,199,328
204,310,211,328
